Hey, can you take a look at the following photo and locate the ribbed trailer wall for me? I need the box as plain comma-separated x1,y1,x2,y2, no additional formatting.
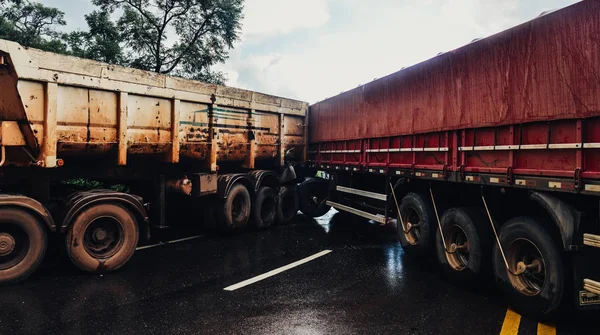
309,0,600,143
0,40,308,170
308,1,600,192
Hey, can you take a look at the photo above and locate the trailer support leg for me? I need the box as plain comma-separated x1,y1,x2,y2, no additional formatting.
429,186,449,253
389,182,408,233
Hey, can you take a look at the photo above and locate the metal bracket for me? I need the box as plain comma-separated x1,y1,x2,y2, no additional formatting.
442,164,449,179
574,168,582,190
506,166,514,185
459,165,466,181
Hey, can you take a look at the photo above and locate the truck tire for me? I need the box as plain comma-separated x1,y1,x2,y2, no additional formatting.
277,186,299,225
493,217,564,320
252,187,277,230
436,208,490,281
218,183,251,231
398,192,435,254
66,203,139,273
0,208,47,285
298,178,331,218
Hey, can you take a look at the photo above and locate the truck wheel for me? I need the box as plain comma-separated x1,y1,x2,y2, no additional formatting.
436,208,490,281
218,183,251,231
66,203,139,273
0,208,47,285
398,192,434,254
277,186,299,224
298,178,331,218
493,217,564,320
252,187,277,230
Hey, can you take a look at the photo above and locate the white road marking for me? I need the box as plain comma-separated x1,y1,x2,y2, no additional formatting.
136,235,204,251
223,250,333,291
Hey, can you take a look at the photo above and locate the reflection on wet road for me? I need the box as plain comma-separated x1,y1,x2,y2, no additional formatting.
0,211,596,334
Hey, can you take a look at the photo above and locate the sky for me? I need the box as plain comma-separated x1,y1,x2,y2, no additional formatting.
41,0,580,103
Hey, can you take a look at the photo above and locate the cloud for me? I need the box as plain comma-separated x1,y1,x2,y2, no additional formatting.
241,0,329,41
43,0,579,103
222,0,579,103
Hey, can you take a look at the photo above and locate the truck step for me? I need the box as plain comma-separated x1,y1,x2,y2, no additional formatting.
326,201,386,224
584,233,600,248
584,279,600,296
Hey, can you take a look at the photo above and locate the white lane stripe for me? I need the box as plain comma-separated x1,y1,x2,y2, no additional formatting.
223,250,333,291
135,235,204,251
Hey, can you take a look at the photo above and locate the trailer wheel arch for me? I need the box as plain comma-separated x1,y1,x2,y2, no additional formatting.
217,174,256,200
389,178,409,206
528,191,578,251
60,191,149,240
248,170,279,193
0,195,55,232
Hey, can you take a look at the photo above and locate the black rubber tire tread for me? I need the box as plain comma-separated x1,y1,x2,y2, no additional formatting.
276,186,299,225
493,216,565,321
298,178,331,218
0,208,47,285
397,192,435,254
435,207,491,282
217,183,252,232
252,187,277,230
66,203,138,273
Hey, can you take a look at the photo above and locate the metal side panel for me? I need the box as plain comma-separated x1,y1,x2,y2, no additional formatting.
336,186,387,201
326,201,386,224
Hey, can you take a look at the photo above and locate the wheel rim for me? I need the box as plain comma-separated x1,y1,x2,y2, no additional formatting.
231,194,246,224
506,238,546,296
444,225,470,271
0,223,30,270
401,207,421,245
261,196,276,222
83,216,124,259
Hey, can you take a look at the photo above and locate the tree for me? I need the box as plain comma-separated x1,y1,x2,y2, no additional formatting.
0,0,67,53
65,10,124,64
92,0,243,84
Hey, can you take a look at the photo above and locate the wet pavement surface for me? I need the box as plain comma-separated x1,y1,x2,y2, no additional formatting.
0,211,598,334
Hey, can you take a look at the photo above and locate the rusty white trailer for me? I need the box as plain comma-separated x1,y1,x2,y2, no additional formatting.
298,1,600,319
0,39,308,284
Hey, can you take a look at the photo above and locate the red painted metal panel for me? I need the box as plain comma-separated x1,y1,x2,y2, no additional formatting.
308,2,600,183
309,1,600,144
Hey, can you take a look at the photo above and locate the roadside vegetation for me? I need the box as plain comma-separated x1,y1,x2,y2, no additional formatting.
0,0,244,84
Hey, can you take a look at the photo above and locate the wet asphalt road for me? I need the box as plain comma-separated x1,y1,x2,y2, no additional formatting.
0,211,598,335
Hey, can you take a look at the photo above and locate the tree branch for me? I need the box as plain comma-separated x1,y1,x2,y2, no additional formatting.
162,11,215,73
122,0,159,30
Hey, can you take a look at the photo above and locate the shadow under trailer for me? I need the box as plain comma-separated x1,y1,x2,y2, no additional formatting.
1,0,600,322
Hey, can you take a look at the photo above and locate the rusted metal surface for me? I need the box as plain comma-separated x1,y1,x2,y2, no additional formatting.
0,49,38,157
309,1,600,144
0,39,308,169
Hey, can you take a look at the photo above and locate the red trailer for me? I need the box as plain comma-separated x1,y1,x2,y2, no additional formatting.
298,0,600,319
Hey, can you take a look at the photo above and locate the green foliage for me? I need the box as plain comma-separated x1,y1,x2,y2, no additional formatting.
64,10,124,64
63,179,130,193
93,0,243,84
0,0,243,85
0,0,67,53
